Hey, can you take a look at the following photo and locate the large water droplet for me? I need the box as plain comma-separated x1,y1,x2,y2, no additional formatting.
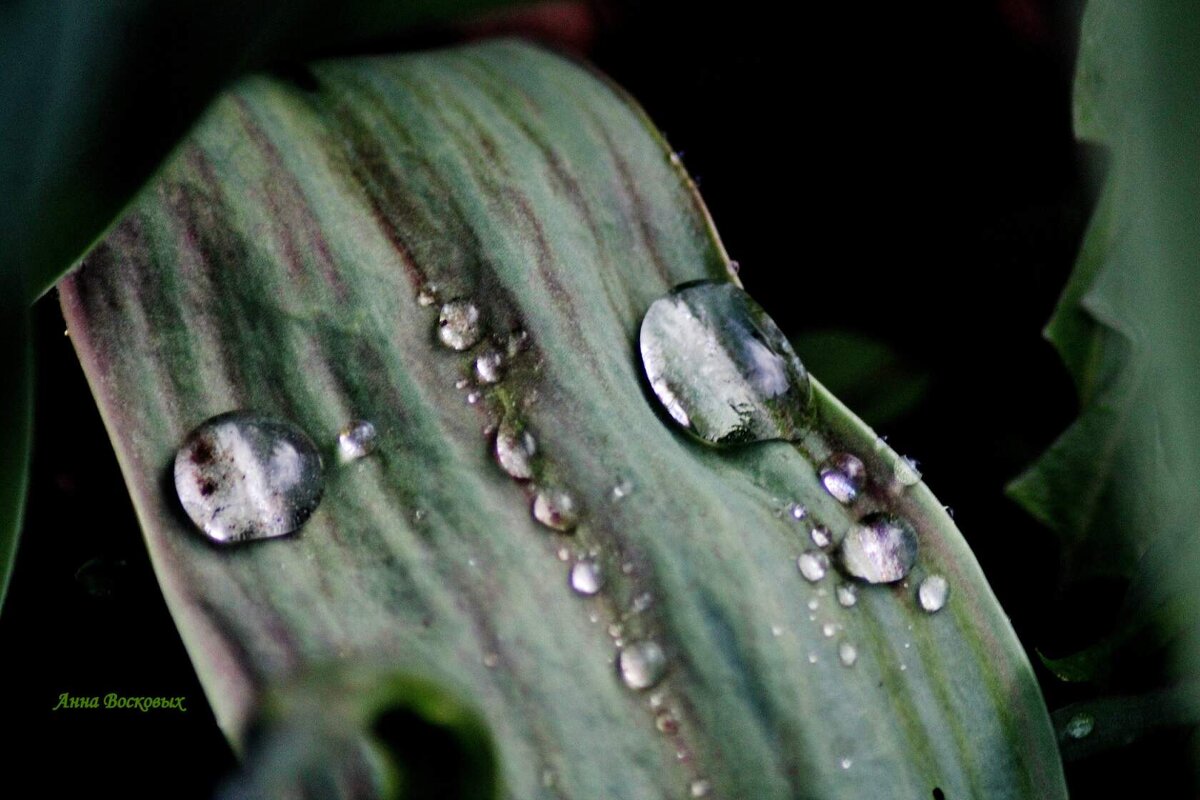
494,419,537,480
570,559,603,596
174,412,324,544
533,488,580,532
336,420,377,463
797,551,829,582
618,640,667,690
1064,712,1095,739
839,513,919,584
917,574,949,613
437,299,482,351
639,281,812,446
819,452,867,504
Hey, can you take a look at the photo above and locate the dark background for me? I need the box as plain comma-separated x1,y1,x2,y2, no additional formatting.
4,1,1182,796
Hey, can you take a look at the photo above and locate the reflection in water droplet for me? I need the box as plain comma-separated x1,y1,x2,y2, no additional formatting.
174,412,324,544
639,281,812,446
437,299,482,350
1065,712,1095,739
810,525,832,549
336,420,377,463
475,348,505,384
836,583,858,607
619,641,667,690
494,420,537,480
918,574,950,613
797,551,829,582
819,452,867,504
839,513,919,584
533,488,580,532
570,559,603,596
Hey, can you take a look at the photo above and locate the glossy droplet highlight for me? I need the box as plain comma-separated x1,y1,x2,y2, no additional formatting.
437,299,482,351
1065,712,1095,739
797,550,829,582
533,488,580,532
810,525,832,549
618,641,667,690
787,502,806,521
475,348,505,384
639,281,812,446
819,452,867,504
174,412,324,544
838,641,858,667
494,420,536,480
839,513,919,584
336,420,377,463
570,559,603,596
918,574,950,613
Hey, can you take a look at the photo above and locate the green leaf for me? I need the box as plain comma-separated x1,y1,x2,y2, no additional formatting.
0,282,32,612
59,41,1064,798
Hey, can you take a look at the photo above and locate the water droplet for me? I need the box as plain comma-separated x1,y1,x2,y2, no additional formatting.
787,502,806,520
611,478,634,501
494,419,536,480
412,508,427,524
838,641,858,667
797,550,829,582
836,584,858,607
895,456,922,487
506,328,530,357
691,779,712,797
807,597,820,611
437,299,482,351
336,420,377,463
807,653,819,664
819,452,867,504
655,710,679,734
618,641,667,690
475,348,505,384
570,559,603,596
1065,712,1095,739
633,592,654,613
532,488,580,532
839,513,919,584
918,574,950,613
416,283,440,307
771,624,784,637
174,412,324,544
810,525,832,549
822,622,837,638
840,757,853,770
465,390,482,405
639,281,812,446
482,652,499,668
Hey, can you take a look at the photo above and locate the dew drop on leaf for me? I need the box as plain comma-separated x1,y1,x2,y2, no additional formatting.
638,281,812,445
570,559,603,596
839,513,919,584
838,641,858,667
437,299,482,350
494,419,537,480
810,525,832,549
532,488,580,532
619,641,667,690
174,411,324,544
797,550,829,582
336,419,377,463
917,574,950,613
819,452,867,504
475,348,505,384
836,583,858,608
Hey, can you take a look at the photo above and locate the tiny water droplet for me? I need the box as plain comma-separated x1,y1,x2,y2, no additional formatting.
336,420,377,463
412,508,427,524
557,547,571,561
807,653,819,664
807,597,820,611
895,456,922,487
810,525,832,549
822,622,837,638
475,348,505,384
632,592,654,613
729,259,741,274
840,757,853,770
788,502,806,520
482,652,499,668
819,452,867,504
771,624,784,637
416,283,440,307
639,281,812,446
570,559,603,596
437,299,482,351
1065,712,1095,739
655,710,679,734
611,478,635,501
838,641,858,667
691,779,712,797
466,391,481,405
506,328,529,357
174,412,324,544
494,420,537,480
900,663,908,671
618,641,667,690
839,513,919,584
918,574,950,613
797,550,829,582
532,488,580,532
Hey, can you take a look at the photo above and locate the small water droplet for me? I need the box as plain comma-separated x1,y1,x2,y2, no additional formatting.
622,561,634,575
506,328,529,357
609,623,624,638
611,478,635,500
729,259,741,274
494,419,537,480
807,652,819,664
819,452,867,504
1065,712,1095,739
557,547,571,561
918,574,950,613
895,456,922,487
797,550,829,582
618,641,667,690
788,502,806,520
807,597,820,611
838,641,858,667
482,652,499,668
839,513,919,584
822,622,837,638
532,488,580,532
412,508,427,524
639,281,812,446
771,624,784,637
810,525,832,549
336,420,377,463
840,757,853,770
632,592,654,613
475,348,505,384
655,710,679,734
416,283,440,307
900,663,908,671
437,299,482,351
691,779,712,797
466,390,482,405
570,559,603,596
174,412,324,544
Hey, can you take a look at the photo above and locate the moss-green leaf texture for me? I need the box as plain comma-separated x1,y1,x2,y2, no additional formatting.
59,41,1064,799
